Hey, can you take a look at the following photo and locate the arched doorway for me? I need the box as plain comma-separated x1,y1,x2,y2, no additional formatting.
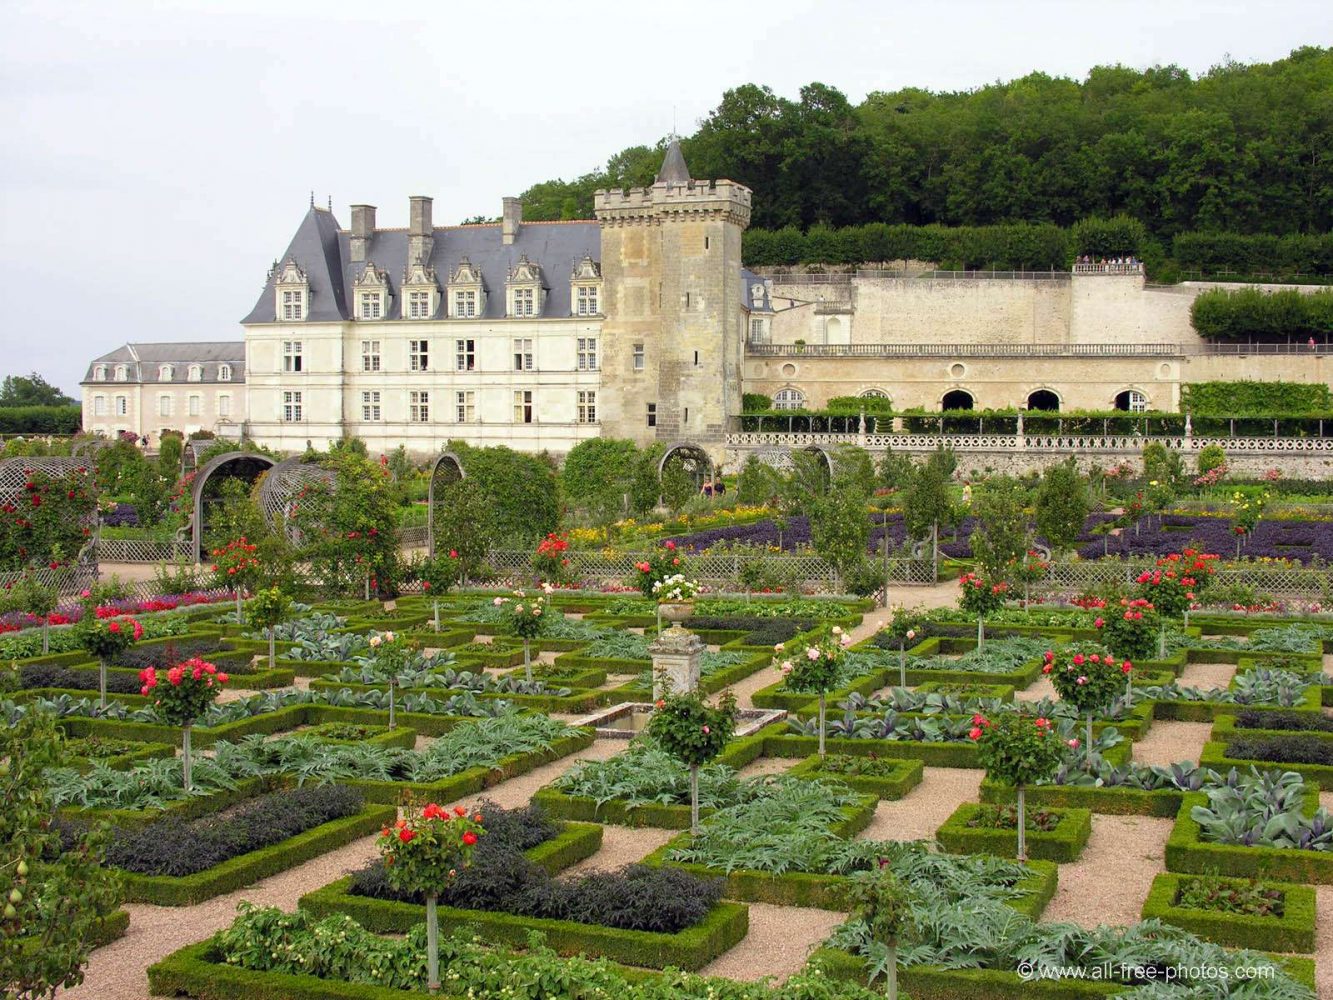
426,451,466,556
941,389,974,411
1027,389,1061,412
658,443,715,506
189,451,278,558
1114,389,1148,412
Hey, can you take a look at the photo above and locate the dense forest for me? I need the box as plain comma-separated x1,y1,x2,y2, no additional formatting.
517,48,1331,247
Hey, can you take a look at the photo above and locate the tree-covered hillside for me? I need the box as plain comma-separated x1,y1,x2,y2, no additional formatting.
518,47,1331,239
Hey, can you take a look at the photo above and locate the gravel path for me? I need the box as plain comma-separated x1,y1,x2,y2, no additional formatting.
1040,814,1174,928
558,825,676,878
855,767,982,842
1176,661,1236,689
735,756,797,779
1013,676,1056,703
1128,720,1213,767
697,902,847,984
1314,887,1333,1000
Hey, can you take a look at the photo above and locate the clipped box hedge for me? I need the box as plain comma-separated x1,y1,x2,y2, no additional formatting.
1140,873,1316,952
936,803,1093,863
979,778,1187,818
119,804,396,906
1198,740,1333,790
785,755,924,800
1165,790,1333,883
298,879,748,971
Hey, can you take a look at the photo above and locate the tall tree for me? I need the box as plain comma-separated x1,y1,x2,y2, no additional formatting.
0,374,74,408
1035,462,1090,556
968,476,1032,578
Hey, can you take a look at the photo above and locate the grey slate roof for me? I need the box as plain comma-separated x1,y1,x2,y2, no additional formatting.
740,268,772,313
84,342,245,384
242,206,602,323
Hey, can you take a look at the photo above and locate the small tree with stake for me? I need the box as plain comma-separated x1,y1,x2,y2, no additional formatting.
848,865,917,1000
495,591,545,683
246,586,292,670
77,614,142,709
880,606,925,688
367,630,415,729
139,657,228,790
415,549,460,632
647,690,737,834
773,625,851,758
1,573,59,655
957,570,1008,648
969,711,1065,861
1042,645,1131,752
378,801,485,993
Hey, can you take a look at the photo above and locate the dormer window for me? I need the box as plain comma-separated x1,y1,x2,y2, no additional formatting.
401,259,439,320
447,257,486,319
506,256,545,318
159,365,174,382
114,365,128,381
218,364,232,382
571,254,602,317
187,364,203,382
354,263,390,321
93,365,107,381
274,259,309,321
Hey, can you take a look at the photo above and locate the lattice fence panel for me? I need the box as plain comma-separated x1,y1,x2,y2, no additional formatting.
1038,560,1330,599
96,538,195,563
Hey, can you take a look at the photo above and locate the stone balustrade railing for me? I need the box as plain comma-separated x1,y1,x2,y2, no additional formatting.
725,431,1333,455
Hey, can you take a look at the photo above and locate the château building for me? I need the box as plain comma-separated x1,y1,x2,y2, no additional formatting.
82,142,1328,463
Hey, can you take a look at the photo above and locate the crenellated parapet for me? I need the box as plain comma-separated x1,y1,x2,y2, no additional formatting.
593,178,751,228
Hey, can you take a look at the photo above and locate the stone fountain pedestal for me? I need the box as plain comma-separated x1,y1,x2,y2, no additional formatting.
649,622,704,699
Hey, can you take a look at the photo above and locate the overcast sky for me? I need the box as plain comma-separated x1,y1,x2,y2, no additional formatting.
0,1,1326,395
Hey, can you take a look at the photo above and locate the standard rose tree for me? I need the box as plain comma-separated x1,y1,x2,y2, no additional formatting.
1042,645,1131,751
880,606,924,687
848,865,917,1000
495,591,545,684
647,690,738,833
773,625,851,758
211,536,262,619
957,571,1008,648
140,657,228,790
246,586,292,669
1135,548,1216,651
1096,597,1158,661
415,550,460,631
378,802,484,993
635,539,686,631
367,630,416,728
969,711,1065,861
77,614,142,708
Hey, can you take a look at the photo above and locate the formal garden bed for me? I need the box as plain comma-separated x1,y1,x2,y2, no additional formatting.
1140,872,1317,952
935,802,1093,862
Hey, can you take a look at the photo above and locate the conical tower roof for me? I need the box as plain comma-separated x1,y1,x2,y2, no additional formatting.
656,139,691,185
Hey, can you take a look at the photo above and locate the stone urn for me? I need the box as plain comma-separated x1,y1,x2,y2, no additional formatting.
658,601,695,624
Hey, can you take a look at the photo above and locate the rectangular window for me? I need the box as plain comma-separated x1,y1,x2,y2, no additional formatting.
359,292,381,320
158,395,172,417
576,285,598,316
409,340,429,372
513,390,533,424
408,290,432,318
188,395,201,417
750,318,765,341
693,350,699,366
93,396,107,416
282,390,302,422
361,391,381,422
577,390,597,424
282,340,303,373
218,394,231,418
454,290,477,318
512,287,534,317
512,338,533,371
282,289,303,320
361,340,381,372
455,339,475,371
115,396,127,416
577,337,598,371
454,390,475,423
646,402,656,427
409,391,429,422
632,343,645,370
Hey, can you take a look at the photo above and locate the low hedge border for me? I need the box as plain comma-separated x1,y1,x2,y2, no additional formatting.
69,740,175,773
522,820,604,874
59,776,278,829
1198,739,1333,790
914,681,1016,701
1165,789,1333,883
304,678,611,715
91,907,131,948
810,945,1318,999
759,732,982,769
785,755,924,800
979,778,1186,818
296,724,418,751
1140,872,1316,952
118,804,396,906
298,877,748,971
749,668,888,714
347,729,595,805
1147,683,1323,723
500,664,608,689
935,803,1093,863
1210,713,1333,742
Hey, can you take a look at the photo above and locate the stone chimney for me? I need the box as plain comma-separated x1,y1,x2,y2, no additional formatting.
502,197,522,245
349,204,376,263
408,195,434,264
